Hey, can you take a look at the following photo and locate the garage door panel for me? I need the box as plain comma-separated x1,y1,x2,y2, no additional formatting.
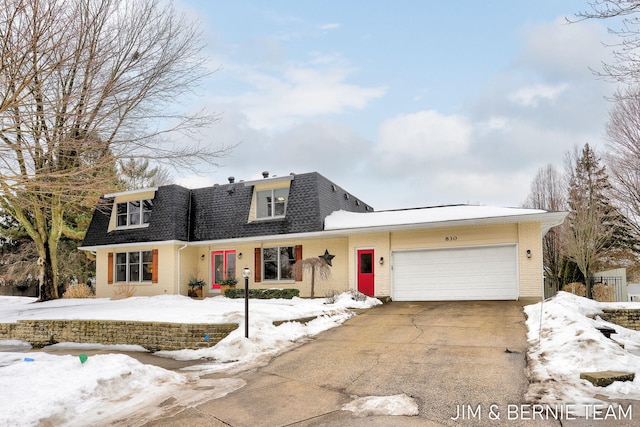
392,246,517,301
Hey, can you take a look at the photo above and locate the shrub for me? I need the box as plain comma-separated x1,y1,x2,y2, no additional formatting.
562,282,586,297
62,283,95,299
224,288,300,299
348,289,367,302
325,290,340,304
593,283,616,302
112,283,137,299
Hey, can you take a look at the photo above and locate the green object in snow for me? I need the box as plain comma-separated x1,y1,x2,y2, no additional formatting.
79,354,88,364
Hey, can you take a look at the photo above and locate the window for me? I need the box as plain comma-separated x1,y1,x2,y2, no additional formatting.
212,250,236,289
256,188,288,219
115,251,154,282
262,246,296,281
116,199,153,227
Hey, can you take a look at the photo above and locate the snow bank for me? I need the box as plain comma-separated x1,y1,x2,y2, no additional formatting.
525,292,640,415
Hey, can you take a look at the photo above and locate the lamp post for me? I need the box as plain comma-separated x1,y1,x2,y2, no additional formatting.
242,267,251,338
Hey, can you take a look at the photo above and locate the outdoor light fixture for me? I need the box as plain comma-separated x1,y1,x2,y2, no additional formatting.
238,252,243,259
379,257,384,265
526,249,532,259
242,267,251,338
200,254,205,260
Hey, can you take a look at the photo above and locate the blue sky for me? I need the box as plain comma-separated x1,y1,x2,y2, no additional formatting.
173,0,617,210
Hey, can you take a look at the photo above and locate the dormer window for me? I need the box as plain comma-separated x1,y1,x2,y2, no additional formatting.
244,175,293,223
256,188,288,219
116,199,153,228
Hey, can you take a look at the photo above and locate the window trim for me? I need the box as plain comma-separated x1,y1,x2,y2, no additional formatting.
258,245,302,282
255,188,289,219
115,199,153,229
109,249,158,284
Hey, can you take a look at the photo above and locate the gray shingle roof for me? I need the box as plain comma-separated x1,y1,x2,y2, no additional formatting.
82,172,372,247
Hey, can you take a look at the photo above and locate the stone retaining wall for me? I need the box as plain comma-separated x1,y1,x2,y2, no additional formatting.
0,319,238,351
599,309,640,331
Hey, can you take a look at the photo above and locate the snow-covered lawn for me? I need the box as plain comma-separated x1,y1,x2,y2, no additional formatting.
0,293,382,427
525,291,640,416
3,290,640,426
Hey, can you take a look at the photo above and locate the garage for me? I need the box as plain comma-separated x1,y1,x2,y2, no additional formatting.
392,245,518,301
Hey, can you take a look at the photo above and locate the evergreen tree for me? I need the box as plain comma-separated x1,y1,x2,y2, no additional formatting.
563,144,638,297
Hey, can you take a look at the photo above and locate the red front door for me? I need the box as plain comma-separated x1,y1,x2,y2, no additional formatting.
357,249,375,296
211,250,236,289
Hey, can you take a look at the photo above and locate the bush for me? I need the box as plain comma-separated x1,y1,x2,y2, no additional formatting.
224,288,300,299
562,282,586,297
348,289,367,302
593,283,616,302
62,283,95,299
325,290,340,304
112,283,136,299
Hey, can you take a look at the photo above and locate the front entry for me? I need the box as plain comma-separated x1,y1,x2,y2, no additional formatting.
211,250,236,289
357,249,375,296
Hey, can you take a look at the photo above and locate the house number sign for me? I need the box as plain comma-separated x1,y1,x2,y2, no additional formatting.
445,236,458,241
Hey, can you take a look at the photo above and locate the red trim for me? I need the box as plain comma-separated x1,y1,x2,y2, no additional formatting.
254,247,262,283
151,249,158,283
107,252,114,284
295,245,303,281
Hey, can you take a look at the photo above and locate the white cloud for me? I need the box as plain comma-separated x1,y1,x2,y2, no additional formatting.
219,65,386,131
517,17,612,79
375,110,472,171
508,83,568,107
318,23,340,31
183,10,616,210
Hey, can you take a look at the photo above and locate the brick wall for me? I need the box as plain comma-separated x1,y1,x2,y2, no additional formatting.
0,320,238,351
599,309,640,331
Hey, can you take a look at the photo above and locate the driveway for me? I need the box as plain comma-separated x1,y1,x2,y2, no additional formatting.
138,300,568,426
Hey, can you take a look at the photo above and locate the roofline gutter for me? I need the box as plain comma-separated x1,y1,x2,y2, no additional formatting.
323,211,569,234
189,211,569,246
78,240,188,252
78,212,568,249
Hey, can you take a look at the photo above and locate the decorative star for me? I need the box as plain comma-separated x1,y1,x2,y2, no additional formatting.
319,249,335,267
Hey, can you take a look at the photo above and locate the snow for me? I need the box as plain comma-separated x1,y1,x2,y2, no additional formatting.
324,205,547,230
342,394,419,416
0,293,381,426
525,292,640,416
3,291,640,425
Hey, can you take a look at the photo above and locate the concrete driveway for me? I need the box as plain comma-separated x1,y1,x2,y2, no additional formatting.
142,301,560,427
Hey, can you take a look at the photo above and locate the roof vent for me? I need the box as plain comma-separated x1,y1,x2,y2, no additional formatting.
228,176,235,184
262,171,269,178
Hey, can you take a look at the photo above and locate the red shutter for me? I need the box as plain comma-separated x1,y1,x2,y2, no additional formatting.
107,252,114,284
254,247,261,283
295,245,303,281
152,249,158,283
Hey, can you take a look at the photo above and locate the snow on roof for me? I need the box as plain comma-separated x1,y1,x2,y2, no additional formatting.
324,205,551,231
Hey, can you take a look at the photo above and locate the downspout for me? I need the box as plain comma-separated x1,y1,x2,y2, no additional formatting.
177,191,193,296
177,243,188,295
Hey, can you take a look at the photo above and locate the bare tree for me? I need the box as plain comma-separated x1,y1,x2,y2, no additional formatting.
0,0,229,300
605,86,640,240
294,257,331,298
523,164,566,293
576,1,640,85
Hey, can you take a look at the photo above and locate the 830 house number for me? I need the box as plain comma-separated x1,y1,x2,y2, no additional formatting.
445,236,458,241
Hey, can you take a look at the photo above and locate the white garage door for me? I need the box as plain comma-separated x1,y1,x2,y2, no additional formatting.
392,245,518,301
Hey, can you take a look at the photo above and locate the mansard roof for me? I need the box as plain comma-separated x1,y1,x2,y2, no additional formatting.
81,172,372,247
